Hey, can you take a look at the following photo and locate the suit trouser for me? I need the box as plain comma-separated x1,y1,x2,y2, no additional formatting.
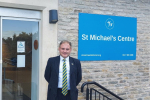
56,88,71,100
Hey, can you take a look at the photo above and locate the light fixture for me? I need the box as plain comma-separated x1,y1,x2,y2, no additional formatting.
49,10,58,24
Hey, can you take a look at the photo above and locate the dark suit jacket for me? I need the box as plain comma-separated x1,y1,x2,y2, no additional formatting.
44,56,82,100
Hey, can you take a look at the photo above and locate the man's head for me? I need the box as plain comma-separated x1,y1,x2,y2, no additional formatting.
59,40,72,58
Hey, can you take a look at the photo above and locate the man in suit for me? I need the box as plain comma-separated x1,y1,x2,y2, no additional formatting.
44,40,82,100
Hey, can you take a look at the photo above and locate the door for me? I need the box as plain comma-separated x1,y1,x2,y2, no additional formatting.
1,17,40,100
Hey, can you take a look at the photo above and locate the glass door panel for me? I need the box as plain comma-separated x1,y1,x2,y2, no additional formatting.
2,18,39,100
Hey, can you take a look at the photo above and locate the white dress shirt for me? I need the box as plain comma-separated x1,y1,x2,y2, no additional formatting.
58,56,70,90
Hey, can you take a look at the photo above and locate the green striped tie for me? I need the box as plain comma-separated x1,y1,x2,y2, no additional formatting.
62,59,68,96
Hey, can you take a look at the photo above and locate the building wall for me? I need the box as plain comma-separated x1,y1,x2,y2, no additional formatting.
0,0,58,100
58,0,150,100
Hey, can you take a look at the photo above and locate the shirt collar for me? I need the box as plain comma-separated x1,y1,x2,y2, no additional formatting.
60,55,69,61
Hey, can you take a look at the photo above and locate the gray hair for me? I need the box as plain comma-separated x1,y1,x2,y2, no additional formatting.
59,40,72,48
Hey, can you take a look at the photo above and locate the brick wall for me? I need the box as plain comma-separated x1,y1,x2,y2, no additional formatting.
58,0,150,100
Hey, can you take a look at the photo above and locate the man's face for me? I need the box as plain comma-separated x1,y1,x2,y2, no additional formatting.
59,42,72,58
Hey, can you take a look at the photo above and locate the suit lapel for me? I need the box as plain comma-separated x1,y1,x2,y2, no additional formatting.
69,57,74,75
55,56,60,76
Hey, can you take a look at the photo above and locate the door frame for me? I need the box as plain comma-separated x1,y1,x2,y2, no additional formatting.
0,7,41,100
0,16,2,100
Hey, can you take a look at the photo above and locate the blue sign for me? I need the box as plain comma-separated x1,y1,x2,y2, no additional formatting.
78,13,137,61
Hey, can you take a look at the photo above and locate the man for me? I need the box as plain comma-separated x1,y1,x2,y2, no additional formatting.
44,40,82,100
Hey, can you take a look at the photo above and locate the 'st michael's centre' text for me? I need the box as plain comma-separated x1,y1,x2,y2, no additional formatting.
82,34,135,42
